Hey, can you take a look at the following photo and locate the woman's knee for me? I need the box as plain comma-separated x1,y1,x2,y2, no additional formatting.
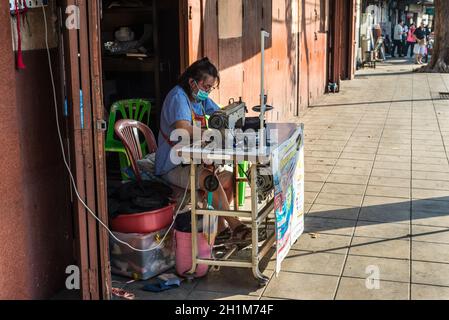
219,172,234,190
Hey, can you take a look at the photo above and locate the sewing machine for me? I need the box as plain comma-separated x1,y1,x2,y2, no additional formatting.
209,98,247,137
207,98,274,201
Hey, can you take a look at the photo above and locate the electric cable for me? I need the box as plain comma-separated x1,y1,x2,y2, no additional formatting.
42,6,189,253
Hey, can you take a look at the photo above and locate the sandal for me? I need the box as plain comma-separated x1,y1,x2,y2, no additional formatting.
232,225,269,242
215,227,232,244
231,224,252,242
112,287,135,300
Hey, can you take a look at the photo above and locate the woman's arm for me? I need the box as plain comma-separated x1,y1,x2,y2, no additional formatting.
204,98,221,115
174,120,205,144
174,120,194,137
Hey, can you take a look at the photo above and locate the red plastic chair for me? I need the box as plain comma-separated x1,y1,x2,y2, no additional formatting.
115,119,203,209
114,119,157,183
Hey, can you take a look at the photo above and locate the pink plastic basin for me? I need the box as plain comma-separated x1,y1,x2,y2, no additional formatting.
111,204,174,234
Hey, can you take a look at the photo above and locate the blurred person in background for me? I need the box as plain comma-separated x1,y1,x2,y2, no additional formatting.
404,23,416,59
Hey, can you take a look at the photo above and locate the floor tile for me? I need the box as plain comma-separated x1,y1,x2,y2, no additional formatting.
374,161,411,171
187,291,259,300
359,196,410,224
371,168,411,179
412,171,449,181
369,176,410,188
349,236,410,260
339,152,376,161
332,165,372,176
267,250,346,276
375,154,411,163
308,204,360,220
292,233,351,255
412,261,449,287
413,163,449,173
335,277,409,300
326,174,369,185
343,255,409,283
412,225,449,244
412,179,449,191
412,241,449,264
306,164,334,174
194,267,273,296
315,193,363,207
355,221,410,239
263,272,338,300
305,181,324,192
366,185,410,199
412,189,449,201
305,172,329,182
321,183,365,196
411,284,449,300
336,159,373,169
304,216,357,236
412,157,448,165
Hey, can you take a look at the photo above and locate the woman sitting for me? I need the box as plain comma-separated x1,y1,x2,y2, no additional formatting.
155,57,251,242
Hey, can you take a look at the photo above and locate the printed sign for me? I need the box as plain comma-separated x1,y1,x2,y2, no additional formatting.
271,126,305,274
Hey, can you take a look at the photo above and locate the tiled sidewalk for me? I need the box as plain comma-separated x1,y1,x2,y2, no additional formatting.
122,59,449,300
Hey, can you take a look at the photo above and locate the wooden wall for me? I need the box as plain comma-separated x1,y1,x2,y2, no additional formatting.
299,0,329,109
183,0,354,117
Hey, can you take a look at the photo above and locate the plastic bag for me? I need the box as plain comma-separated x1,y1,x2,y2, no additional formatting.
413,44,420,55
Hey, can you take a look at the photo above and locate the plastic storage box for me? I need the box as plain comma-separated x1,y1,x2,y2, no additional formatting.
110,228,175,280
110,204,174,234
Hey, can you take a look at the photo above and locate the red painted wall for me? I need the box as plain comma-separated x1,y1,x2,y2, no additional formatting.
0,1,30,300
0,1,74,299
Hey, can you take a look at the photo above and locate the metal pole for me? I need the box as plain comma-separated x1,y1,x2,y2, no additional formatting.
259,30,270,148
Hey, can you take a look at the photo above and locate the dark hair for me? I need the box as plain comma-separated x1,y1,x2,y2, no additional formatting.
399,20,403,24
178,57,220,98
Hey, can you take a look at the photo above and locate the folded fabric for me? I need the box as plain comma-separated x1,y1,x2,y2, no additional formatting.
141,273,183,292
137,153,156,174
142,280,180,293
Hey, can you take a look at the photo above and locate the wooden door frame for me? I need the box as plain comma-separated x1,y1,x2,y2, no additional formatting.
330,0,342,86
61,0,112,299
85,0,112,300
347,0,357,79
60,0,94,300
179,0,204,71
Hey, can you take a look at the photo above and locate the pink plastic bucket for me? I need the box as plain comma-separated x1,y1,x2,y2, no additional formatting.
175,230,212,278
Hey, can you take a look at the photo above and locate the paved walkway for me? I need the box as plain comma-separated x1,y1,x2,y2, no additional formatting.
119,59,449,300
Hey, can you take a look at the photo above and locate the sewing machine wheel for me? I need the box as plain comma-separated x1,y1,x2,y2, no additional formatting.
243,117,266,131
209,114,228,130
204,175,220,192
248,167,274,201
256,175,274,200
252,105,274,112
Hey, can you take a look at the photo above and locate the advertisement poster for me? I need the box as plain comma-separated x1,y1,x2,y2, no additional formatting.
271,126,305,275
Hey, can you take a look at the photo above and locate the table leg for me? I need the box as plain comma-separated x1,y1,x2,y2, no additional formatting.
234,157,240,210
250,163,270,286
188,161,198,276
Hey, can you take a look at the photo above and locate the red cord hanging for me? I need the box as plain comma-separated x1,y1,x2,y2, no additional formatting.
15,0,26,70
